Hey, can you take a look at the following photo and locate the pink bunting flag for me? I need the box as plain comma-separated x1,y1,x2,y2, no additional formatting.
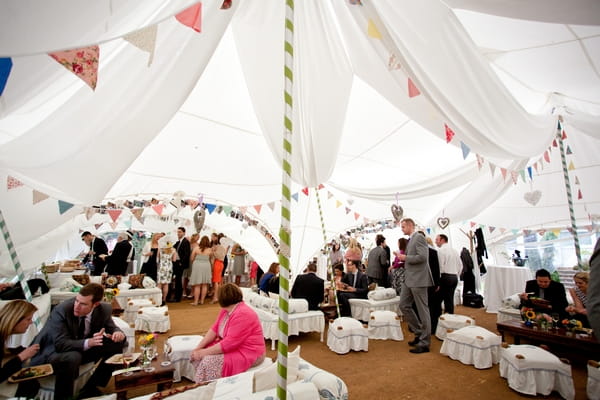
152,204,164,216
302,187,309,196
500,168,507,181
354,212,360,221
552,139,557,147
94,223,103,230
240,206,247,214
578,189,583,200
107,209,122,223
543,150,550,163
176,2,202,32
533,162,539,173
476,154,483,170
7,175,23,190
510,171,518,184
49,46,99,90
407,78,420,98
253,204,262,214
327,191,334,200
317,184,325,190
469,222,476,228
444,124,455,143
388,53,401,70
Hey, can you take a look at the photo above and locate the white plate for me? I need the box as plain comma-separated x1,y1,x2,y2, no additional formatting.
105,352,141,365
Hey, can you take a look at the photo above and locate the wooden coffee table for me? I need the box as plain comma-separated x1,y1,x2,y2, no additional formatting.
114,359,175,400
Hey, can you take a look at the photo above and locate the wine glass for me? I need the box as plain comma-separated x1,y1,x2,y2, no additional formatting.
143,347,156,372
122,352,134,376
162,342,172,366
551,313,560,330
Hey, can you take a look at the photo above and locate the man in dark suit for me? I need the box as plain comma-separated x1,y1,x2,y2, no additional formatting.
81,231,108,276
101,231,134,276
367,234,390,287
32,283,126,399
420,233,441,334
588,237,600,334
169,227,191,302
291,262,325,310
519,268,568,319
336,259,369,317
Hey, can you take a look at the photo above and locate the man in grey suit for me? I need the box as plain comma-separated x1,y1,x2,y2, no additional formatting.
32,283,126,399
367,234,390,287
397,218,434,353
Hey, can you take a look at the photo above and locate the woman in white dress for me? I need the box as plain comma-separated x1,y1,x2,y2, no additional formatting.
189,235,213,305
158,242,176,306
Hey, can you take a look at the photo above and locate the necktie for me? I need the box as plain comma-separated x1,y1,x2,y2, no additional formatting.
78,317,85,339
352,273,357,288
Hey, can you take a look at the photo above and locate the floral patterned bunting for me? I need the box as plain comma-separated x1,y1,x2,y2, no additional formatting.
6,176,23,190
444,124,455,143
49,46,99,90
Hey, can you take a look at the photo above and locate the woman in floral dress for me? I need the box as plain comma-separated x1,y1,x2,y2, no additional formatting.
158,243,176,306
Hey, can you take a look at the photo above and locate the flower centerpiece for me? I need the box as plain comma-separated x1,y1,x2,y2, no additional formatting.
103,288,119,302
520,307,552,330
535,313,553,331
138,333,158,368
561,318,583,336
521,307,537,327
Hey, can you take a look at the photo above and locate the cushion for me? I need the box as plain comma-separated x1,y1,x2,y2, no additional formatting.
142,276,157,288
368,287,397,301
254,296,276,313
117,282,132,291
127,274,146,289
502,293,522,309
254,346,300,392
61,278,82,292
288,298,309,314
102,275,121,289
72,274,90,286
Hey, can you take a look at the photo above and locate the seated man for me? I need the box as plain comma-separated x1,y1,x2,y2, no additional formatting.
0,278,49,300
336,259,368,317
32,283,126,399
291,262,325,310
519,268,568,319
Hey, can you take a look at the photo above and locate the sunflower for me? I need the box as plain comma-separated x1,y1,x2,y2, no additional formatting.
524,310,536,320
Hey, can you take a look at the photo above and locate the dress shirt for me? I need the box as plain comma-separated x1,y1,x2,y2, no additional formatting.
437,243,462,276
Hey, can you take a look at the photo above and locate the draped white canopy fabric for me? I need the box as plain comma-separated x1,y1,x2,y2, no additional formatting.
0,0,599,278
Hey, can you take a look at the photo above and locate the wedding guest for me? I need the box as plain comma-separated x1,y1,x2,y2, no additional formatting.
81,231,108,276
389,238,408,296
344,238,363,263
258,262,279,295
140,233,164,282
330,241,344,266
0,279,49,300
211,233,227,303
190,284,265,383
230,243,247,286
0,300,40,398
158,242,177,306
291,262,325,310
566,271,590,327
184,233,200,299
519,268,568,319
100,231,133,276
248,257,259,287
587,238,600,334
189,236,213,306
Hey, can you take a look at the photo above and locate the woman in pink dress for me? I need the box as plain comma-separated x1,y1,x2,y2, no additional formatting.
190,283,265,382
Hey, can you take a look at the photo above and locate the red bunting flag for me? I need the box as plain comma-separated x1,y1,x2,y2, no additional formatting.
444,124,455,143
152,204,164,216
562,130,567,140
253,204,262,214
552,139,557,147
470,221,476,228
7,175,23,190
354,212,360,221
176,2,202,32
318,184,325,190
107,209,122,223
578,189,583,200
543,151,550,163
49,46,99,90
221,0,232,9
500,168,507,181
407,78,420,98
302,187,309,196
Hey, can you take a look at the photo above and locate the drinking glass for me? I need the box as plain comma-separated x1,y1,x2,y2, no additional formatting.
551,313,560,330
122,352,134,376
162,342,172,366
144,346,156,372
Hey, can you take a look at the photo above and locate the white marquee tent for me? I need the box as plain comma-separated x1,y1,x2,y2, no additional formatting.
0,0,599,278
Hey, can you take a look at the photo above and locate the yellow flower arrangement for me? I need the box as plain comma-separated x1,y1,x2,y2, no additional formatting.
104,288,119,301
138,333,157,347
524,310,536,320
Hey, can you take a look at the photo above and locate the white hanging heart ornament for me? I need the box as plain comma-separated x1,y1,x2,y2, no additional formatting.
524,190,542,206
437,217,450,229
193,209,206,233
391,204,404,222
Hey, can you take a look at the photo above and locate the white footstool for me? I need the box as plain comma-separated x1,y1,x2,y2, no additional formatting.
123,298,156,324
439,326,501,369
368,310,403,341
327,317,368,354
499,344,575,400
135,305,170,332
112,316,135,353
435,313,475,340
166,335,203,382
588,360,600,400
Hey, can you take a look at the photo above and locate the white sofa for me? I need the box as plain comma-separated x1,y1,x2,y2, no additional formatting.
242,289,325,351
0,292,51,347
349,287,401,322
496,291,574,323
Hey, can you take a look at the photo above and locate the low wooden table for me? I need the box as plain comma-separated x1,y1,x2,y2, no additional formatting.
113,359,175,400
497,319,600,363
319,303,338,321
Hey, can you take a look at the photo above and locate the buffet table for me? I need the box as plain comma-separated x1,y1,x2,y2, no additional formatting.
484,265,533,313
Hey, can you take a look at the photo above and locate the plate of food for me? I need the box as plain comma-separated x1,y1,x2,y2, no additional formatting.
105,352,141,365
8,364,53,383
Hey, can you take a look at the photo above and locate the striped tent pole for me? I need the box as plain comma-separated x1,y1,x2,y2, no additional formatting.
315,188,340,317
277,1,294,399
556,119,582,267
0,209,40,327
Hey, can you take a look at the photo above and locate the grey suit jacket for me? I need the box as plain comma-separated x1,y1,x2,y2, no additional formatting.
366,246,389,280
588,238,600,335
404,232,433,288
32,298,123,364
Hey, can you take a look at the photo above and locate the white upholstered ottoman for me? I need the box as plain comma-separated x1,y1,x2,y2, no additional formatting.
439,325,501,369
327,317,369,354
166,335,203,382
134,305,170,333
367,310,403,341
124,298,156,324
435,313,475,340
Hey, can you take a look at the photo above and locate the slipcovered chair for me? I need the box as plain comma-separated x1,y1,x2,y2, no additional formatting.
123,298,156,324
327,317,368,354
499,344,574,400
439,325,501,369
348,287,400,322
588,360,600,400
134,305,170,332
435,313,475,340
367,310,403,341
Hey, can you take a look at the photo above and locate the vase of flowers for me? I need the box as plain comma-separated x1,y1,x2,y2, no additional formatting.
103,288,119,302
561,318,583,337
139,333,158,371
536,313,552,331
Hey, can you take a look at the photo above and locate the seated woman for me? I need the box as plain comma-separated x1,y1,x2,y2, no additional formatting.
258,262,280,295
0,300,40,398
566,271,589,327
190,283,265,383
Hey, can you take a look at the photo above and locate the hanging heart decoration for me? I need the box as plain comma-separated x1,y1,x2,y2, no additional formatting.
524,190,542,206
193,209,206,233
437,217,450,229
391,204,404,222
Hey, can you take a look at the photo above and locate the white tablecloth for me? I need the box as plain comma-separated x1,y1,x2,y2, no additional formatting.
484,265,533,313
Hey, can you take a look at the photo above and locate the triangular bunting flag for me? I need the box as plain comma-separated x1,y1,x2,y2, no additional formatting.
292,193,299,202
58,200,74,215
544,151,550,163
519,170,526,183
267,202,275,211
562,130,567,140
367,19,382,39
32,190,49,205
345,207,351,215
318,184,325,190
500,168,507,181
552,228,561,236
176,2,202,32
110,222,118,230
527,166,533,181
152,204,164,216
568,161,575,170
488,226,496,234
489,163,496,177
0,58,12,96
301,187,309,196
335,200,342,208
123,25,158,66
205,203,216,214
253,204,262,214
476,154,483,170
240,206,247,214
107,209,122,223
510,171,518,184
7,175,23,190
566,145,572,155
49,46,99,90
354,212,360,221
407,78,420,98
470,222,476,228
534,162,539,173
94,223,103,230
444,124,455,143
124,219,132,229
552,139,558,147
578,189,583,200
223,205,232,216
131,208,143,223
511,229,519,235
221,0,232,9
500,228,506,234
327,191,333,200
557,120,562,131
460,141,470,159
388,53,401,70
575,176,580,185
84,207,96,220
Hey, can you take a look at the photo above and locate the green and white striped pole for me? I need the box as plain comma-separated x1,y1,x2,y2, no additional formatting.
0,209,40,327
315,188,340,317
556,119,582,267
277,1,294,399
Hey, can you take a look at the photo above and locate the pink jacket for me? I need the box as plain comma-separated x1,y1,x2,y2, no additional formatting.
209,301,265,377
